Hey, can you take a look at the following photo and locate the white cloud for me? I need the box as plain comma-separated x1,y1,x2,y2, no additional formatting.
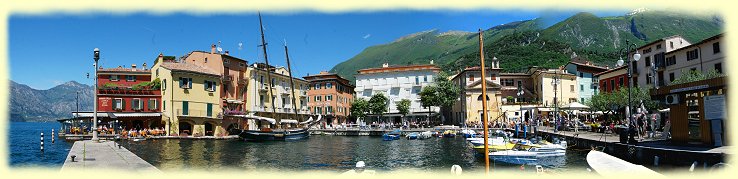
362,34,371,39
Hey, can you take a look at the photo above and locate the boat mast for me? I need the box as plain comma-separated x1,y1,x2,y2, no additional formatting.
258,12,278,128
284,42,300,126
478,29,491,175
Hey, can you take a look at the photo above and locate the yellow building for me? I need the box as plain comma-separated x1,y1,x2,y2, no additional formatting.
151,54,224,136
530,67,579,108
450,66,504,126
244,63,310,129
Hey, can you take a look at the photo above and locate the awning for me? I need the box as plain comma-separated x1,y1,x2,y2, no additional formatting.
299,116,314,124
561,102,590,110
280,119,298,124
537,108,554,112
72,112,161,118
231,114,276,124
225,99,244,104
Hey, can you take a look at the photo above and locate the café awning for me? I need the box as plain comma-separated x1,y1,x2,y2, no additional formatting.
72,112,161,118
280,119,298,124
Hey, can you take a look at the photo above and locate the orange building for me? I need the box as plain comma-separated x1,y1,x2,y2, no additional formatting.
303,71,355,125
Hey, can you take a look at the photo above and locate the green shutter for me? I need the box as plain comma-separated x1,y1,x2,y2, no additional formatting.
207,103,213,117
182,101,189,115
112,100,118,110
121,99,126,111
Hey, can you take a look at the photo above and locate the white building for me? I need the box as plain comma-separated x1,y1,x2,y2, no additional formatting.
662,33,724,86
354,62,441,124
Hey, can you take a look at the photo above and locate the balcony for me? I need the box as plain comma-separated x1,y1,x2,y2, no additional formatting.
252,106,266,112
177,109,215,118
299,91,308,97
238,78,249,85
281,88,291,94
98,87,161,96
259,85,269,92
221,75,233,82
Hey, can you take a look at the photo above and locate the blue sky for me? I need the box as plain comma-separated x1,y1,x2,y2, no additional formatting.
9,9,628,90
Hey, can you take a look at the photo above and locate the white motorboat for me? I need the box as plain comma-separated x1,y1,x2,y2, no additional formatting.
487,143,566,166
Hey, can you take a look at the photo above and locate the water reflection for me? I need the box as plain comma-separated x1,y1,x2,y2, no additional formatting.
120,136,590,172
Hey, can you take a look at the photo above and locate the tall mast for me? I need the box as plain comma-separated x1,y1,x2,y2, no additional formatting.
258,12,278,127
478,29,491,175
284,42,300,124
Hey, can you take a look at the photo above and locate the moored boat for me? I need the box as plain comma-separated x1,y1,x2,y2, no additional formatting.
442,130,457,138
405,132,419,140
488,143,566,166
382,129,401,141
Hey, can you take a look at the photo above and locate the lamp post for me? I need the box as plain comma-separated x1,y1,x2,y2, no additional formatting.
91,48,100,142
551,71,560,132
617,40,641,144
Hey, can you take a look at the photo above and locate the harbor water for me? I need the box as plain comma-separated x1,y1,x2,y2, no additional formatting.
10,122,592,173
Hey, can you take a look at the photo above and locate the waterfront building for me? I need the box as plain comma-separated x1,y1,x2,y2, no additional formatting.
244,63,310,129
661,33,724,86
151,54,223,136
354,62,441,124
303,71,355,126
530,67,579,108
73,63,162,131
650,33,726,146
594,66,629,93
179,45,250,113
630,35,692,88
564,54,609,103
449,65,503,126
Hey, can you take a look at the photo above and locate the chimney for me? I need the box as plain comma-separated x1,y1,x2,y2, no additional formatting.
225,51,229,55
430,60,434,64
605,65,609,69
319,71,329,75
158,53,165,62
382,63,389,68
142,63,148,70
211,44,216,54
131,64,137,71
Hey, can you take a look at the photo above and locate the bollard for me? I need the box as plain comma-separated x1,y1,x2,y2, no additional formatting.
71,155,76,162
654,156,660,167
40,132,44,152
51,129,55,144
450,165,462,175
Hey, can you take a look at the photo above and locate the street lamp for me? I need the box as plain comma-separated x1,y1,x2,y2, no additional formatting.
617,40,641,144
91,48,100,142
551,71,560,132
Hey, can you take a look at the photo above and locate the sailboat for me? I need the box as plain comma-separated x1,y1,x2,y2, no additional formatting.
238,12,319,141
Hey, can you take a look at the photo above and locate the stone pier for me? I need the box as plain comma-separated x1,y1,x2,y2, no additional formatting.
62,140,160,173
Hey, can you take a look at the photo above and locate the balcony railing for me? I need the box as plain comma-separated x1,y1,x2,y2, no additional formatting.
177,109,214,118
98,87,161,95
238,78,248,85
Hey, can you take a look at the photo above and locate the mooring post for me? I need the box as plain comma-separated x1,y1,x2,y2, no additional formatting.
40,132,44,152
51,129,55,144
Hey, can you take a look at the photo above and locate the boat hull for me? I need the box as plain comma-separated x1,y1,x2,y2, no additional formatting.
239,128,309,141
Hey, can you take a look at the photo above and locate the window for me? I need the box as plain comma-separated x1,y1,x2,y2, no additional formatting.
517,80,522,88
260,95,264,105
669,73,675,82
205,80,217,92
580,85,584,91
713,42,720,54
477,95,489,101
687,49,699,61
715,63,723,74
316,96,322,101
179,77,192,89
240,62,245,67
328,106,333,113
156,69,159,77
205,57,208,63
223,59,229,64
271,78,276,87
579,72,583,78
314,83,320,89
646,73,652,84
113,98,123,110
110,75,119,81
502,79,515,86
162,79,167,90
207,103,213,117
424,76,428,82
643,48,652,54
149,99,157,110
570,85,574,92
670,42,674,49
656,44,662,49
182,101,189,115
132,98,142,110
602,81,607,92
415,77,420,84
666,56,676,66
163,100,166,111
610,79,615,91
469,74,475,81
326,83,332,89
691,68,697,72
645,56,651,66
619,77,624,86
126,75,136,82
327,95,333,101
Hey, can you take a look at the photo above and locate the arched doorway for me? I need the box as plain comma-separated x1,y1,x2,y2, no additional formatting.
179,122,192,136
204,122,215,136
226,123,239,135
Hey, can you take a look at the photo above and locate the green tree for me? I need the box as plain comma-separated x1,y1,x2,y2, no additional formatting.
419,85,438,123
396,99,411,124
369,93,389,123
349,98,369,121
672,69,723,85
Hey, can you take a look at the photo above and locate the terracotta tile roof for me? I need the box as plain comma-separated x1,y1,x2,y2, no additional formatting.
593,65,627,76
160,62,220,76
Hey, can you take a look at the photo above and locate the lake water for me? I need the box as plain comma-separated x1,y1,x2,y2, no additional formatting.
9,122,73,168
10,122,591,173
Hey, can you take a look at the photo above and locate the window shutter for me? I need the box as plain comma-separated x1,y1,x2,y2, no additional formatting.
188,78,193,89
113,100,118,109
205,80,209,90
213,81,217,91
121,99,126,110
179,77,184,88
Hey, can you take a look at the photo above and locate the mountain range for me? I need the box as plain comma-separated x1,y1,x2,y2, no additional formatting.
9,80,94,122
330,10,723,82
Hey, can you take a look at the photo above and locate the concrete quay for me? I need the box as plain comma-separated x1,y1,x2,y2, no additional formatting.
61,140,160,173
